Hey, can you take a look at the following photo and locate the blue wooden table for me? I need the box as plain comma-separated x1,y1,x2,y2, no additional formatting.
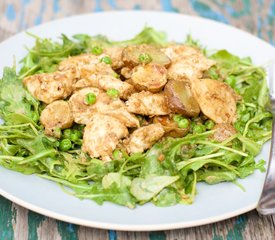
0,0,275,239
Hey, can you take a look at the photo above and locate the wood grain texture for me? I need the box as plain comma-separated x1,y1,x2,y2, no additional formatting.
0,0,275,239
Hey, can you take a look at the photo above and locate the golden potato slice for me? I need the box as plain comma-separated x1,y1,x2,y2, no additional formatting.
122,44,171,67
191,78,238,123
164,80,200,117
131,64,167,92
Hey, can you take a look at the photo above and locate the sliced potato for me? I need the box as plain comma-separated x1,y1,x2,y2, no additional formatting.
164,80,200,117
153,116,189,138
191,78,238,123
131,64,167,92
122,44,171,67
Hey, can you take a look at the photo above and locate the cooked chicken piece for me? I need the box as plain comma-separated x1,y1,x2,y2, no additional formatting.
163,45,215,81
191,78,238,123
212,123,237,142
126,91,170,115
69,87,139,127
131,64,167,92
98,103,139,128
72,77,98,90
59,53,116,80
153,116,189,138
72,75,134,99
40,100,73,138
80,62,116,80
121,67,133,79
82,113,128,160
23,71,74,104
124,123,165,154
104,47,124,69
97,75,135,99
68,87,101,124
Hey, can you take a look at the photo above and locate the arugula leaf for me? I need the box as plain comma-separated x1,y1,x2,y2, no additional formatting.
153,187,180,207
0,67,39,122
102,172,131,189
130,175,179,202
197,170,237,184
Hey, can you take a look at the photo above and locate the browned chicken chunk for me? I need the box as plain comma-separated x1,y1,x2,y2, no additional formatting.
73,75,134,100
97,75,135,99
191,78,238,123
23,71,74,104
69,87,139,127
68,87,101,124
40,100,73,137
153,116,189,138
124,123,165,154
82,113,128,160
163,45,215,81
59,54,116,80
126,91,170,115
131,64,167,92
213,123,237,142
104,47,124,69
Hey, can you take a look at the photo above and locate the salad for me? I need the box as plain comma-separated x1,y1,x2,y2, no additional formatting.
0,28,272,208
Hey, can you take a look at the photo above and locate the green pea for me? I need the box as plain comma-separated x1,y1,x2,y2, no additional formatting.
193,124,206,134
85,93,96,105
173,114,182,123
71,130,82,142
100,56,112,64
59,139,72,151
91,46,103,55
63,129,71,139
107,88,119,98
138,53,152,64
113,149,122,160
205,120,215,130
178,118,189,129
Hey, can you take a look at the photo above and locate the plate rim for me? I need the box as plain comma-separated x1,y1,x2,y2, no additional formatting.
0,10,272,231
0,186,256,231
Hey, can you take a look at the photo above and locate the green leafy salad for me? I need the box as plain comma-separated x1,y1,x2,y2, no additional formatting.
0,28,272,208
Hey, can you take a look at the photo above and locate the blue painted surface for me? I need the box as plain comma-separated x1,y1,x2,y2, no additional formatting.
34,1,46,25
133,4,141,10
57,221,79,240
94,0,103,12
257,15,263,38
108,0,118,9
5,4,16,21
190,0,228,23
160,0,178,12
108,230,117,240
53,0,60,14
19,0,31,29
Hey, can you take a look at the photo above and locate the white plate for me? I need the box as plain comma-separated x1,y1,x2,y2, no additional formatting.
0,11,274,231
